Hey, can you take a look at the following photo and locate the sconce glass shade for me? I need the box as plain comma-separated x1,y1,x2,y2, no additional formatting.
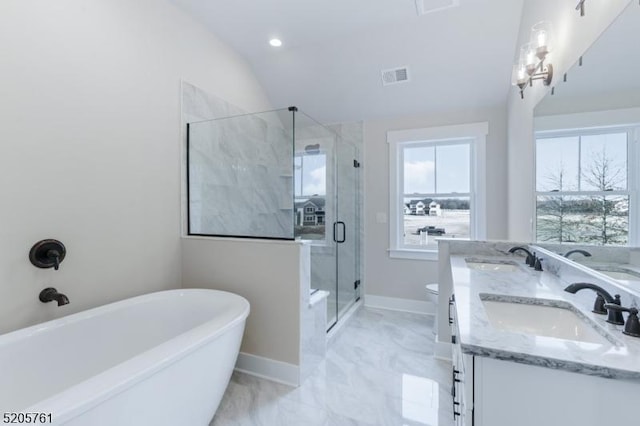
520,43,537,76
511,64,528,88
531,21,553,60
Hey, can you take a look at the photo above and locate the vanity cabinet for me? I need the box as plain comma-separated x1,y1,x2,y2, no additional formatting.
449,293,640,426
449,295,473,426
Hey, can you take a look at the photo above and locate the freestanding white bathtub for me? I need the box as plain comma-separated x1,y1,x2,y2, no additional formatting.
0,289,249,425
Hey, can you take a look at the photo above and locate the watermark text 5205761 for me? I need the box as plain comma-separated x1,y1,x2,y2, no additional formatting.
3,413,52,424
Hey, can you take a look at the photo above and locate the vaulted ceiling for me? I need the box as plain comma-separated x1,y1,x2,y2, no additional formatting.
537,3,640,109
171,0,525,123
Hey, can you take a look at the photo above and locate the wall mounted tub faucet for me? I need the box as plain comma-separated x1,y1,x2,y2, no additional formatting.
29,239,66,270
508,246,534,266
564,283,624,325
564,249,592,259
39,287,69,306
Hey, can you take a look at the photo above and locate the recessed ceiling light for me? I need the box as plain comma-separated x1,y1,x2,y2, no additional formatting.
269,38,282,47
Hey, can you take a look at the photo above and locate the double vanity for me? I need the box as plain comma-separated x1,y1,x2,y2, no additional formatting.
439,240,640,426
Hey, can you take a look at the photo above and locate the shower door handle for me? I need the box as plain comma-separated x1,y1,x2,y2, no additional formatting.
333,221,346,243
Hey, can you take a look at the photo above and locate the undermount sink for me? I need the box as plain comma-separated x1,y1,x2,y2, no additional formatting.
594,268,640,281
481,298,611,345
466,260,519,272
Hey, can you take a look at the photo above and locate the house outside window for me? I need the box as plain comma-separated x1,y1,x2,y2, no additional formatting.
388,122,487,260
294,149,328,241
535,126,638,245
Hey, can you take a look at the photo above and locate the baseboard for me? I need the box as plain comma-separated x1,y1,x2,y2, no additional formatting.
434,340,452,361
364,294,435,315
234,352,300,387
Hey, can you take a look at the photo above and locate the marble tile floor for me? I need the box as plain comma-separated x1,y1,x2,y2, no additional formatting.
210,307,455,426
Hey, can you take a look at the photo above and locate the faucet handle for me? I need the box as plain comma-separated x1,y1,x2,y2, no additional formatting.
593,294,607,315
605,295,625,325
47,249,61,270
525,253,534,266
29,239,66,270
603,304,640,337
534,257,543,271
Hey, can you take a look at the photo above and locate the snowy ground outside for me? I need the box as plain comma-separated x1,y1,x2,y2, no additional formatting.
403,210,470,246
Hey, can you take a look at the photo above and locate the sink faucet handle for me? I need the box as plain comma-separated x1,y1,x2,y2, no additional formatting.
603,304,640,337
534,257,543,271
593,294,607,314
603,295,625,325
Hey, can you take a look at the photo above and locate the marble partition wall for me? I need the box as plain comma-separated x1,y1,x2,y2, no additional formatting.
182,81,365,328
183,82,294,239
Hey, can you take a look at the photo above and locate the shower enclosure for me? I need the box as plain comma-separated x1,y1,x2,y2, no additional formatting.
187,107,360,330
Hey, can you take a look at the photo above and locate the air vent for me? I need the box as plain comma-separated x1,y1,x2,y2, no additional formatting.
415,0,459,16
381,67,410,86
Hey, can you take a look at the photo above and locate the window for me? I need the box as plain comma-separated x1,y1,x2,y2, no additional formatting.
294,150,327,241
388,122,487,260
535,127,638,245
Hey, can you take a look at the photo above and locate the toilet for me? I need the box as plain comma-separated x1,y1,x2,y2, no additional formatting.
426,283,438,334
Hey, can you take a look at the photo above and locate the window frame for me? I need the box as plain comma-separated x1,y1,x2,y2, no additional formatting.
388,122,488,260
534,125,639,246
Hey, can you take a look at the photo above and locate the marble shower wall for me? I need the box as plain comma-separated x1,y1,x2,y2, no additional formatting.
183,82,294,239
182,81,365,322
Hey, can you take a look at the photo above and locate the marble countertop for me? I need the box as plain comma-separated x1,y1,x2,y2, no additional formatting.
450,254,640,380
575,261,640,288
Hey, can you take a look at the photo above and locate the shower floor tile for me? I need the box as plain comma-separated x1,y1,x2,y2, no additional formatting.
210,307,453,426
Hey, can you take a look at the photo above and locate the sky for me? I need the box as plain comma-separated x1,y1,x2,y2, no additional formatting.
536,132,627,192
295,153,326,196
403,142,470,195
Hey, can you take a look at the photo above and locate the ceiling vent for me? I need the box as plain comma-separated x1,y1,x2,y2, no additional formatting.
381,67,410,86
415,0,460,16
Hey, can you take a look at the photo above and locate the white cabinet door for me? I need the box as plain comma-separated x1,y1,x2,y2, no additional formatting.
474,357,640,426
450,296,474,426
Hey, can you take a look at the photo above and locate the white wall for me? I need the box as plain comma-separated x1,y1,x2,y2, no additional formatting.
507,0,632,240
0,0,271,334
535,88,640,117
181,238,306,365
363,107,508,302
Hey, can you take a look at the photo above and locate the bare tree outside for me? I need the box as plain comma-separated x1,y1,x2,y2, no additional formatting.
581,147,628,245
536,161,579,242
537,145,629,245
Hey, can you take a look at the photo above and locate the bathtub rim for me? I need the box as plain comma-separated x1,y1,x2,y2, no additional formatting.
2,289,249,423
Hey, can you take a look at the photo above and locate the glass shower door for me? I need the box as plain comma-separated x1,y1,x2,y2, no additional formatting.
292,110,360,331
335,141,360,320
293,112,339,329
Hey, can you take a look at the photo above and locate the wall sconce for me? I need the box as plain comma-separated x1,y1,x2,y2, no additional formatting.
512,21,554,99
576,0,586,16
